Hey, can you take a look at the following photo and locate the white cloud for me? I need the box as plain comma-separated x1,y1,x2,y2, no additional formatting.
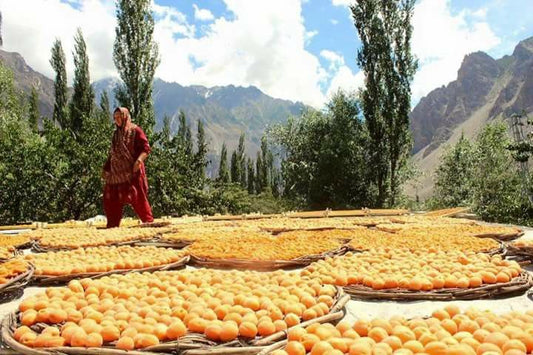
411,0,500,101
305,30,318,45
154,0,328,107
153,3,195,38
330,19,339,25
320,50,344,70
192,4,215,22
0,0,117,84
326,67,364,98
471,8,488,19
0,0,333,107
320,50,363,97
331,0,352,7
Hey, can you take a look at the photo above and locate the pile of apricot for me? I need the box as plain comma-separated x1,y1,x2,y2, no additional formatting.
270,305,533,355
347,230,499,253
187,233,342,261
25,246,186,276
302,249,522,291
0,259,29,285
24,227,163,249
13,268,337,349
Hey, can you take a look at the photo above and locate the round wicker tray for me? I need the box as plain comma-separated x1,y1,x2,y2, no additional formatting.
475,231,524,242
31,255,190,286
343,271,533,301
0,288,349,355
190,246,348,271
135,239,194,249
31,239,152,253
345,241,505,256
0,264,34,304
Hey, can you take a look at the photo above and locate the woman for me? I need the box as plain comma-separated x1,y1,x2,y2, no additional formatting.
102,107,154,228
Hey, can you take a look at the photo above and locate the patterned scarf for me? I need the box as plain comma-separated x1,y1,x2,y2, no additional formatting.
105,107,137,185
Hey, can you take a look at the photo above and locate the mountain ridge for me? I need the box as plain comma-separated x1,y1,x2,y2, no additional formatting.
409,36,533,199
0,48,306,157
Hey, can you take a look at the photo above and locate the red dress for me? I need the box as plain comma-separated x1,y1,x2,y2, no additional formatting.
103,126,154,227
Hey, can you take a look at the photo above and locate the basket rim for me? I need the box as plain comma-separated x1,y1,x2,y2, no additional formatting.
1,287,348,354
342,270,533,301
31,255,190,286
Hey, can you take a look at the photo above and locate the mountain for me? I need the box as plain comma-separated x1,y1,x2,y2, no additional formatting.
0,48,306,160
0,49,55,119
93,78,306,157
410,36,533,199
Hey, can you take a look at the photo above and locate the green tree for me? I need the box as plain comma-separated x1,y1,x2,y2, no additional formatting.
98,91,111,124
148,115,194,216
271,91,371,209
255,151,263,194
28,87,40,132
260,136,271,190
430,122,532,225
177,111,193,156
247,157,255,194
70,28,94,134
237,133,247,188
50,39,68,128
351,0,417,207
0,11,3,47
230,150,239,183
194,119,208,180
113,0,160,137
218,142,230,184
473,123,529,223
0,62,54,223
430,133,476,208
99,91,110,115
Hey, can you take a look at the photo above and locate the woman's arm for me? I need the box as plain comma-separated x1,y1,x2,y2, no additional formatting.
133,127,150,172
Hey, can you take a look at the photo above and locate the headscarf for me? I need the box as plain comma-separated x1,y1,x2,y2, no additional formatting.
105,107,138,184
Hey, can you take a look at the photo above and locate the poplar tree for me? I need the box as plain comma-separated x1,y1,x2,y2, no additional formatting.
99,91,110,116
218,143,230,183
177,111,193,156
260,136,271,190
50,39,68,128
350,0,417,206
255,152,263,193
0,11,3,47
70,28,94,133
28,87,40,132
113,0,160,136
230,150,239,183
247,157,255,194
237,133,247,188
195,119,208,179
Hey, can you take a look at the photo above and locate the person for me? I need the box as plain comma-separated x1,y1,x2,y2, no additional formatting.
102,107,154,228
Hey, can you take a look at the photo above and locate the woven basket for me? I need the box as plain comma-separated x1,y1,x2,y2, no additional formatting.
31,256,190,286
0,288,349,355
129,221,172,228
345,241,505,256
138,238,194,249
474,231,524,242
0,264,34,303
190,246,348,271
31,239,152,253
343,271,533,301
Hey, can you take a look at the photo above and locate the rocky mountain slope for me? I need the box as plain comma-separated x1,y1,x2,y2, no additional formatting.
409,36,533,199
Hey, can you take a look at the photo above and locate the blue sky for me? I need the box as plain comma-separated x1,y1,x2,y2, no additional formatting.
1,0,532,107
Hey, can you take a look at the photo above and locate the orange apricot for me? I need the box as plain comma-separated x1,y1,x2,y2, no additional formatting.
219,322,239,342
166,320,186,340
286,340,306,355
116,336,134,350
239,321,258,338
